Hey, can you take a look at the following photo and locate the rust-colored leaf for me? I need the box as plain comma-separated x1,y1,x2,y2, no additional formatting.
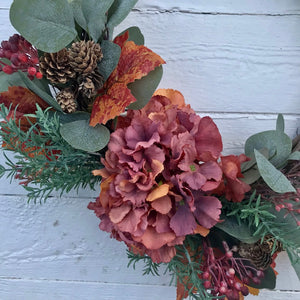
154,89,186,108
90,83,137,126
90,32,165,126
0,86,49,113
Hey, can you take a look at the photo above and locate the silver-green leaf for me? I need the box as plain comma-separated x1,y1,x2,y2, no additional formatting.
60,119,110,152
10,0,77,52
254,149,296,193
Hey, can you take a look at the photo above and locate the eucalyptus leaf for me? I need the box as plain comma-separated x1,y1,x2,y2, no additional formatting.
245,130,292,168
10,0,77,52
57,111,90,124
254,149,296,193
215,216,259,243
0,72,26,92
18,72,63,112
68,0,87,31
117,26,144,45
241,168,261,185
288,151,300,161
287,248,300,281
107,0,138,33
127,65,163,110
60,119,110,152
81,0,114,41
276,114,284,132
98,40,121,81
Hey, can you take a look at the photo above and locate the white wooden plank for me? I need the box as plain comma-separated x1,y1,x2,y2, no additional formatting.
2,0,300,14
0,278,299,300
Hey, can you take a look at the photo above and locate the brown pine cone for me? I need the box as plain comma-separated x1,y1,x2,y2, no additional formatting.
39,49,76,84
56,88,77,113
78,69,104,98
68,40,103,74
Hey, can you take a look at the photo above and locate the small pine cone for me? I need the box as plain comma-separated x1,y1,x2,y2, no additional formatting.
78,69,104,98
39,49,76,84
68,40,103,74
56,88,77,113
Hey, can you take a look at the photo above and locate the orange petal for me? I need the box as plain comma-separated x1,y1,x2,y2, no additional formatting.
90,83,136,126
146,184,170,202
193,224,210,237
92,168,110,178
136,226,175,250
151,195,172,214
154,89,186,108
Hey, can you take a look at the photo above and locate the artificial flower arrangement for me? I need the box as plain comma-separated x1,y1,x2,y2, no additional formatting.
0,1,299,299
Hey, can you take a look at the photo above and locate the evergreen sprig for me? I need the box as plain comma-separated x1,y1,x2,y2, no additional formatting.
222,191,300,260
0,104,102,202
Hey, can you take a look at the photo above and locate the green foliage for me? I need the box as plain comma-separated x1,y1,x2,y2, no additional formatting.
79,0,114,41
127,250,161,276
0,71,26,92
0,164,5,179
223,191,300,259
18,71,63,112
10,0,77,52
98,40,121,81
0,104,102,202
254,149,296,193
60,118,110,152
118,26,145,45
245,128,292,169
276,113,285,132
215,216,259,244
107,0,138,34
289,151,300,161
128,65,163,110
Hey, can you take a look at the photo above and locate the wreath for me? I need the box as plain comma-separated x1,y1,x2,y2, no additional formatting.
0,1,299,299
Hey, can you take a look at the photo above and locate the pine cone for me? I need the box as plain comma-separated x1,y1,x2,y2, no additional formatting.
68,40,103,74
56,88,77,113
78,69,104,98
39,49,76,84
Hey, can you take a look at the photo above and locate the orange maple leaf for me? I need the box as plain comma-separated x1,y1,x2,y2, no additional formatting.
90,31,165,126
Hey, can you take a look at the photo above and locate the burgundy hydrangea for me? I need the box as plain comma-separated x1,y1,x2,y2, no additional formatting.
88,89,250,262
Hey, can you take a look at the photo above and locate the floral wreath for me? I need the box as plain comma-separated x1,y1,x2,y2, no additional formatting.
0,1,299,299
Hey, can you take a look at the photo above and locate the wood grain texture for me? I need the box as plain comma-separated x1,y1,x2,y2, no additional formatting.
0,0,299,299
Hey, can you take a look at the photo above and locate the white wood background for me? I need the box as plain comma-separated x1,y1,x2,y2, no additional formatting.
0,0,299,299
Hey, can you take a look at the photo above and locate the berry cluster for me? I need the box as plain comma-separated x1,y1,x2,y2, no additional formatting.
201,241,264,300
0,34,42,79
273,188,300,226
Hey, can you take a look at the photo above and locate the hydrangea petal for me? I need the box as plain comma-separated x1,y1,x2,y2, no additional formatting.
151,195,172,214
146,184,170,202
193,194,222,229
170,204,197,236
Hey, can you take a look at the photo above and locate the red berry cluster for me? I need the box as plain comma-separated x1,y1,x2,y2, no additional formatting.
201,241,264,300
273,188,300,226
0,34,42,80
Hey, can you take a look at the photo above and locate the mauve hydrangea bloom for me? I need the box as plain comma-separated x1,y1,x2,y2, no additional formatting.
88,89,250,263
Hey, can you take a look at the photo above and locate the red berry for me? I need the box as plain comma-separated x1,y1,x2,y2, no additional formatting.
275,205,281,212
226,251,233,258
202,271,210,280
18,53,29,63
10,53,20,66
3,65,13,74
252,277,261,285
234,282,241,291
4,50,12,59
243,277,250,285
296,221,300,227
203,280,211,289
241,286,249,296
35,71,43,79
256,270,264,278
31,57,39,65
228,268,235,276
27,67,37,76
295,198,299,202
219,286,227,294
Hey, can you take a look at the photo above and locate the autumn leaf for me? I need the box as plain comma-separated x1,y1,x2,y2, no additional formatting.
0,86,49,113
90,31,165,126
0,86,49,130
